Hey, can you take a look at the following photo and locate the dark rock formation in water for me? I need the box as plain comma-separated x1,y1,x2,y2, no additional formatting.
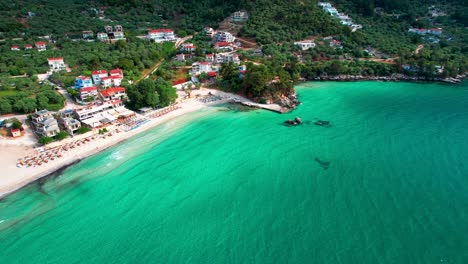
284,117,302,126
315,158,330,170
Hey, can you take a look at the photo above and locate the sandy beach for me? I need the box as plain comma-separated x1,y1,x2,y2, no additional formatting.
0,89,253,199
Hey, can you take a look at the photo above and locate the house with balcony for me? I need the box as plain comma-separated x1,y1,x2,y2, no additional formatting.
78,86,98,103
181,43,195,53
11,45,20,51
294,40,316,51
148,29,176,43
204,27,215,38
58,110,81,134
83,31,94,39
206,54,214,63
74,100,124,127
100,87,127,101
97,32,109,42
231,11,249,22
192,61,214,76
48,57,66,71
214,53,240,65
75,76,93,89
31,110,60,137
215,31,235,43
92,70,108,84
214,42,234,52
35,41,47,51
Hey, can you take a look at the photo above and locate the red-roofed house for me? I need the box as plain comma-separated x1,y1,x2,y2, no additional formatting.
48,57,65,71
206,54,214,63
214,42,233,51
109,68,123,78
78,86,98,103
11,128,21,138
100,76,113,88
148,29,176,43
192,61,213,75
35,41,47,51
92,70,108,84
207,71,217,77
100,87,126,101
24,44,33,50
181,43,195,52
11,45,20,51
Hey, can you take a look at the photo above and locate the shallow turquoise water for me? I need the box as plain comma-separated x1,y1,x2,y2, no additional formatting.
1,81,467,263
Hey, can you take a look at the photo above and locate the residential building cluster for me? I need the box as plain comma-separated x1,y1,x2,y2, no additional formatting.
318,2,362,31
97,25,126,43
73,68,126,104
408,28,442,35
10,42,46,51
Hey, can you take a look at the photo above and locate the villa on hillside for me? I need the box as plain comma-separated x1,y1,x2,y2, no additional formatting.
192,61,216,76
31,110,60,137
294,40,316,51
318,2,362,31
77,86,98,103
97,25,126,43
215,53,240,65
408,28,442,35
204,27,215,38
231,11,249,22
83,31,94,39
58,110,81,135
100,87,127,101
181,43,196,53
92,70,108,84
214,42,234,52
47,58,66,71
215,31,235,43
75,76,94,89
35,41,47,51
24,44,33,50
11,45,20,51
147,29,176,43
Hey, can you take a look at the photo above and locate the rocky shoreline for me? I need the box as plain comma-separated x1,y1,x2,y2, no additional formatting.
309,73,467,84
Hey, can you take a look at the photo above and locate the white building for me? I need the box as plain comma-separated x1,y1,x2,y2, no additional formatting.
192,62,213,75
100,87,127,101
231,11,249,22
203,27,215,38
97,32,109,42
92,70,108,84
215,31,235,43
214,53,240,65
148,29,176,43
31,110,60,137
35,41,47,51
294,41,316,51
48,58,66,71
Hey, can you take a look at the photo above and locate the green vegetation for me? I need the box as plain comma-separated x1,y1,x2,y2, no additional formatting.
76,126,90,134
38,136,53,145
10,118,23,130
126,78,177,110
0,78,65,114
98,128,109,134
55,131,68,140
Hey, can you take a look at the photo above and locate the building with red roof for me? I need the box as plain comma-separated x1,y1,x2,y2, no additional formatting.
78,86,98,103
147,29,176,43
100,87,126,101
47,57,65,71
92,70,108,84
35,41,47,51
24,44,33,50
11,45,20,51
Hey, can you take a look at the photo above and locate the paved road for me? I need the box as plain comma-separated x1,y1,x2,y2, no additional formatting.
44,79,80,110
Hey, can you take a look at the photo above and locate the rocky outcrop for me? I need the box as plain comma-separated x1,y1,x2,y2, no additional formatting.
311,73,466,84
274,92,300,110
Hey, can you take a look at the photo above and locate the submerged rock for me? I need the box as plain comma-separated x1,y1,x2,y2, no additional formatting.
314,158,330,170
314,120,331,127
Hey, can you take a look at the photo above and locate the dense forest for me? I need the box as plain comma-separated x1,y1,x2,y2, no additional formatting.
0,0,467,112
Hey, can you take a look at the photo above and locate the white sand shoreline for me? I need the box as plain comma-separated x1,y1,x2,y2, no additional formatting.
0,89,252,199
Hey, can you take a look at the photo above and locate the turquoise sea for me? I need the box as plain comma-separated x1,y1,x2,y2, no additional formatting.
0,81,467,263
